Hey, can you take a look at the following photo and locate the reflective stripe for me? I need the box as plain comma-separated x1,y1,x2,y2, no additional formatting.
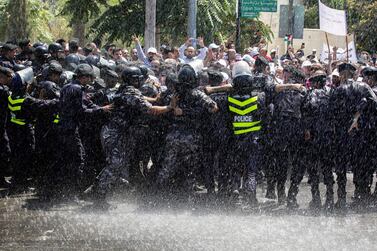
233,121,261,128
229,104,258,115
234,126,262,135
53,114,60,124
10,117,26,126
8,104,21,111
8,96,25,105
228,96,258,107
8,96,26,126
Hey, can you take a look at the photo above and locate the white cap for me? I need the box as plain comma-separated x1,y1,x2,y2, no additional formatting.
208,43,219,50
312,49,317,52
242,54,255,65
147,47,157,54
332,69,340,77
221,72,229,82
302,60,312,68
270,49,277,53
250,48,259,57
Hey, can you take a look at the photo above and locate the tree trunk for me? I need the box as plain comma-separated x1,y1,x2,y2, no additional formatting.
7,0,28,42
145,0,156,50
72,20,86,46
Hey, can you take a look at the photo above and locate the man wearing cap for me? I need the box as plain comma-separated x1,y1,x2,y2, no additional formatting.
203,43,222,67
132,36,159,68
0,43,19,70
56,64,112,196
329,62,377,209
0,66,13,187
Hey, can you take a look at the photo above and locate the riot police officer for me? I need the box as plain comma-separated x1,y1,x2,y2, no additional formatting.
56,64,112,196
157,61,218,202
7,67,58,192
329,62,377,209
270,65,307,206
83,66,174,208
0,67,13,187
287,70,335,211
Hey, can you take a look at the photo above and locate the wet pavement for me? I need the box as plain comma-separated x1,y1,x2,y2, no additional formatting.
1,174,377,251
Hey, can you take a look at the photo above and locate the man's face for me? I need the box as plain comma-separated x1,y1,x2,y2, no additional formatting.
151,60,160,75
49,72,61,83
148,52,156,61
228,49,236,60
114,51,122,60
211,48,219,60
6,49,17,59
186,47,196,59
131,49,138,60
79,75,93,86
0,73,12,85
123,49,129,58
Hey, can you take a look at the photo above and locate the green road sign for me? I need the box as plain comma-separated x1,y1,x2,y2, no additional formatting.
241,11,259,18
241,0,277,14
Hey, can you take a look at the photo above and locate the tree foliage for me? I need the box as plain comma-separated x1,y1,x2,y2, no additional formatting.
89,0,273,49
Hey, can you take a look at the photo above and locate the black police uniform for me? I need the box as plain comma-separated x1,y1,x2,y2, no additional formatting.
329,78,377,207
57,73,105,193
0,82,10,184
226,72,276,204
156,64,217,200
270,77,307,205
288,83,335,210
7,74,58,189
33,81,61,193
95,84,153,196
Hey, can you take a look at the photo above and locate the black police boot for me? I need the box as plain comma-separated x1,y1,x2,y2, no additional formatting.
308,192,321,211
334,198,346,210
0,176,10,189
324,186,334,212
277,189,287,205
265,182,277,200
286,194,299,209
246,190,258,208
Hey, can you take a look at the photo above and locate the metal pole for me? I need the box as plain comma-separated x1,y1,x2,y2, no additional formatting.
288,0,294,46
236,0,241,51
344,0,349,62
188,0,197,42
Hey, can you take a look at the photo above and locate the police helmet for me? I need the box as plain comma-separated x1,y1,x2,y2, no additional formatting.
232,61,252,78
121,66,143,87
40,81,60,99
361,67,377,77
309,70,327,87
138,64,149,80
74,64,95,78
11,67,34,93
85,54,100,66
65,54,80,66
48,43,64,54
34,46,49,58
178,60,203,89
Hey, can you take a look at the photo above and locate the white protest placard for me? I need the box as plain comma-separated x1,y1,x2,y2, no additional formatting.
319,0,347,36
320,41,358,63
